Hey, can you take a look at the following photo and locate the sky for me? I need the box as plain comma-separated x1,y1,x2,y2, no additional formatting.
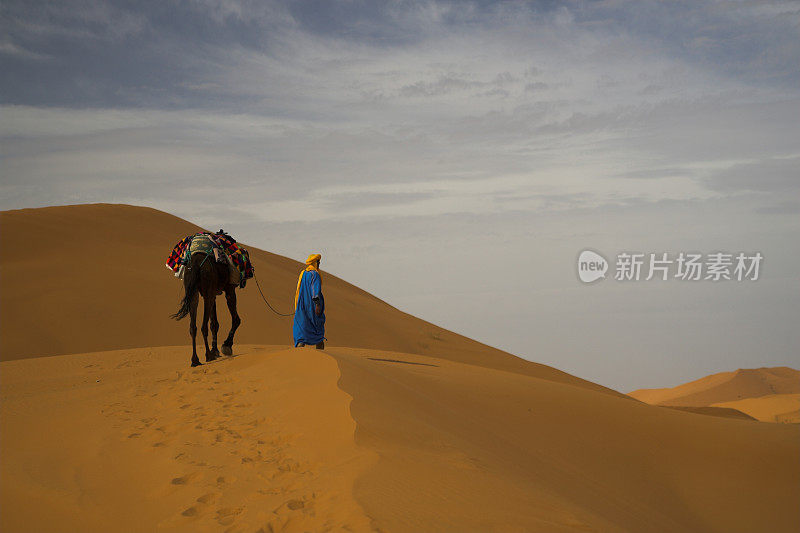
2,0,798,391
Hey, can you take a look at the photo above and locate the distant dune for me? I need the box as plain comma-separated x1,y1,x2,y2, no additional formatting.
713,394,800,424
629,367,800,406
2,204,799,532
629,367,800,424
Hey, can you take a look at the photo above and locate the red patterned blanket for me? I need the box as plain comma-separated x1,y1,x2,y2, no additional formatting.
166,232,254,281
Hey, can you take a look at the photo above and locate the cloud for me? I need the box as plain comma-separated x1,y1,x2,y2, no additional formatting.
524,82,548,93
0,40,50,61
615,167,696,180
400,75,484,97
705,156,800,193
3,0,799,110
755,201,800,215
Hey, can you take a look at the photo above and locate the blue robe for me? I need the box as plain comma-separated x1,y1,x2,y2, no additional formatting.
293,270,325,346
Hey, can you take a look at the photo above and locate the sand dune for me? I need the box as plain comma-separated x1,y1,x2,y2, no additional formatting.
331,347,799,533
0,204,617,397
629,367,800,423
713,393,800,424
2,204,799,532
629,367,799,406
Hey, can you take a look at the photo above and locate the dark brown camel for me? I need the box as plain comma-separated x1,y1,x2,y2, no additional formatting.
172,252,241,367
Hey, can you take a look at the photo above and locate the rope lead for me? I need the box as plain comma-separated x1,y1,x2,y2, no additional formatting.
252,272,294,317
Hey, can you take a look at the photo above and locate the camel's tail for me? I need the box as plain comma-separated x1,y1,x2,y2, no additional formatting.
171,254,203,320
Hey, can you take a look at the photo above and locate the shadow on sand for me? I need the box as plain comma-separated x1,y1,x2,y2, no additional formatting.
367,357,439,367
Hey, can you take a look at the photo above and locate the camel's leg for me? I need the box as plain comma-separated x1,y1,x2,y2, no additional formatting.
201,296,217,362
221,285,241,356
189,292,201,367
210,301,220,357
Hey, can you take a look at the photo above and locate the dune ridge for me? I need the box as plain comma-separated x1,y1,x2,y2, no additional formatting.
662,405,757,420
329,347,799,533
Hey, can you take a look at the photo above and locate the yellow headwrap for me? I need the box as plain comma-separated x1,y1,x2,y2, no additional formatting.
295,254,322,309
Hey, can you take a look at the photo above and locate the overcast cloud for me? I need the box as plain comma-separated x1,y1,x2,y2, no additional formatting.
2,0,798,390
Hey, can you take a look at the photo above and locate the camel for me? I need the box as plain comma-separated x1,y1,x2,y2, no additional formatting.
172,246,241,367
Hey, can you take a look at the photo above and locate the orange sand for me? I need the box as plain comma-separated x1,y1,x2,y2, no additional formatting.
662,405,757,420
2,345,798,532
1,346,375,532
713,393,800,424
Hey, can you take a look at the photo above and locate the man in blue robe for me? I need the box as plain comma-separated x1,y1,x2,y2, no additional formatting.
293,253,325,348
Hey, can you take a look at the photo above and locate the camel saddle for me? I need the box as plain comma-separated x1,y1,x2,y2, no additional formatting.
186,235,241,286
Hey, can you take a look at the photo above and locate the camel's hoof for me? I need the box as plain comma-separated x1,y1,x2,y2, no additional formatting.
205,354,219,363
191,360,202,367
221,345,233,356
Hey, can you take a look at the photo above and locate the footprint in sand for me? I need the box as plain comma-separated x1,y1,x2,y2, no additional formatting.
180,492,219,519
215,507,243,527
196,493,217,504
181,506,200,517
286,500,305,511
277,460,301,473
171,471,202,485
264,499,314,533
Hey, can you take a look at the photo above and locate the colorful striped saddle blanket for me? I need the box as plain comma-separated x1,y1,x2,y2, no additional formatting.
166,232,254,286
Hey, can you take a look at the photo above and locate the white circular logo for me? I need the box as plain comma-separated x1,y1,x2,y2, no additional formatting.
577,250,608,283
